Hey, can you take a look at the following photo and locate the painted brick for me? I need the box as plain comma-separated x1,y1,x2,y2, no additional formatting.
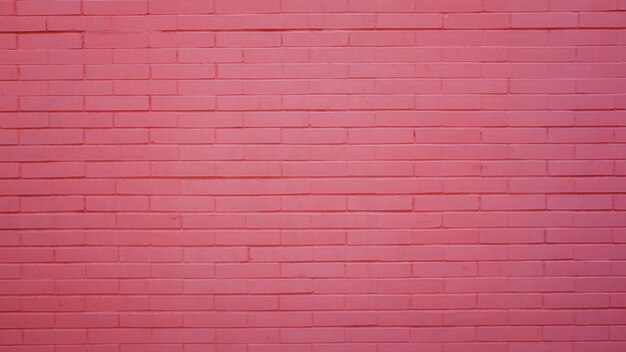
0,1,624,350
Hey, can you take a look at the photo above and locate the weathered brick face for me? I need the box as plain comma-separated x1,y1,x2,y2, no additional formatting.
1,0,626,350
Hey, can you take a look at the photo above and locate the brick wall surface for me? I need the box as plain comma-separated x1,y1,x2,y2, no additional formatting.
1,0,626,351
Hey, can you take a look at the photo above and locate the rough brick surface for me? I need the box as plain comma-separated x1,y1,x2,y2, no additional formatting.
0,0,625,350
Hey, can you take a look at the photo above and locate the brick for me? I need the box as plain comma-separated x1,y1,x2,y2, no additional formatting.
215,196,277,212
483,0,549,11
444,14,510,29
548,195,612,210
87,263,150,279
55,313,118,328
180,80,243,95
548,128,614,143
217,128,280,144
512,13,577,28
285,64,349,79
117,180,180,195
113,48,176,63
182,179,307,195
481,195,545,210
84,0,147,14
86,96,149,111
85,131,149,148
179,48,242,63
282,231,345,246
443,178,508,193
280,195,345,211
509,111,573,127
376,14,442,29
18,34,81,49
347,195,412,211
443,212,507,228
544,326,608,341
48,50,112,65
476,326,542,342
244,48,306,63
416,64,482,78
345,328,410,343
414,128,480,143
117,214,181,229
477,293,542,309
0,112,50,128
545,293,610,308
111,80,169,97
0,17,46,32
242,14,313,29
283,95,349,110
151,196,214,212
214,295,278,311
482,161,547,176
21,196,84,212
282,0,347,12
87,64,149,80
576,145,626,159
442,145,508,160
20,96,84,111
442,79,506,94
152,96,215,111
0,81,45,97
281,294,344,311
121,312,182,328
151,162,215,177
551,0,617,11
348,128,414,144
312,246,376,263
244,145,306,161
152,64,215,79
217,95,282,111
89,329,151,343
350,31,415,46
151,129,214,144
348,0,414,12
575,212,626,227
410,326,475,342
415,0,481,12
20,130,83,145
17,1,80,15
217,32,281,47
309,47,375,63
244,111,309,127
149,0,214,14
23,329,86,345
2,62,47,79
444,310,509,326
50,81,113,96
283,32,348,47
413,161,480,177
215,0,280,13
85,162,149,178
85,33,149,49
548,229,613,244
511,49,576,64
309,13,377,29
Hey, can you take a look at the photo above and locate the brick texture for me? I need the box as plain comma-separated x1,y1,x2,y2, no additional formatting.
1,0,626,350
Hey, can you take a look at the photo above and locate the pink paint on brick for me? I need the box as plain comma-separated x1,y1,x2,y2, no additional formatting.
0,0,625,350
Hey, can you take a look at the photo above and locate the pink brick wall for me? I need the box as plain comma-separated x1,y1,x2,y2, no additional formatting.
1,0,626,350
